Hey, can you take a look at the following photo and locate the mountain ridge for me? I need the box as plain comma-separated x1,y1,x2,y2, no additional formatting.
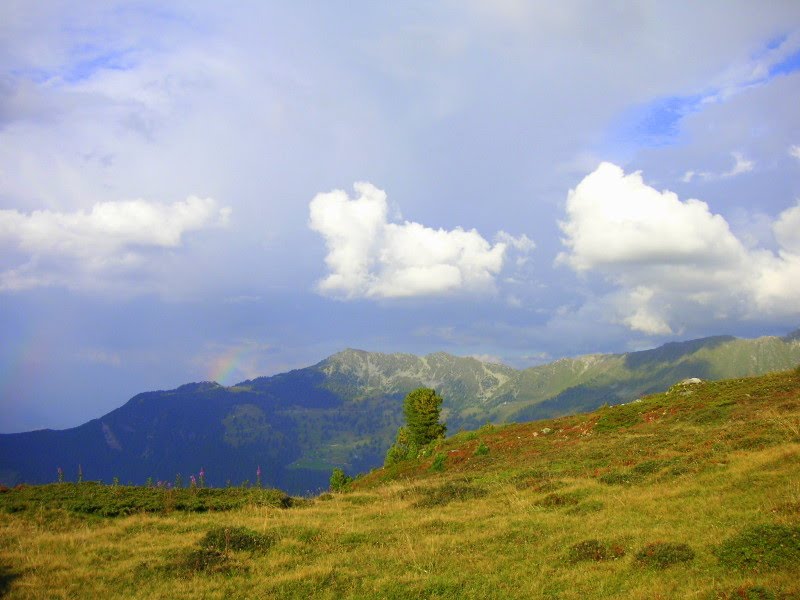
1,329,799,494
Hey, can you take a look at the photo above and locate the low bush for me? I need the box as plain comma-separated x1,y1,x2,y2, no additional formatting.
630,460,664,475
565,500,604,515
714,586,776,600
413,481,487,508
200,526,275,553
329,468,351,492
0,483,293,517
535,491,585,509
473,441,490,456
714,524,800,572
429,453,447,472
598,471,642,486
182,547,236,573
634,541,694,568
567,539,625,562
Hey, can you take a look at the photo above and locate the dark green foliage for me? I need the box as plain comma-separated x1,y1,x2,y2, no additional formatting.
329,468,351,492
429,453,446,472
634,542,695,568
412,481,487,508
179,526,274,574
182,547,235,573
200,526,275,553
512,470,564,492
385,389,447,467
384,426,415,467
473,441,489,456
714,524,800,572
0,483,293,517
598,471,643,485
683,406,730,425
403,388,447,446
535,491,585,509
715,586,777,600
567,539,625,562
630,460,664,475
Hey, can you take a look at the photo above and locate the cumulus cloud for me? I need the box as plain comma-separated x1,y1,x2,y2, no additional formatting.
309,182,532,299
790,145,800,162
0,196,230,291
558,162,800,334
773,202,800,254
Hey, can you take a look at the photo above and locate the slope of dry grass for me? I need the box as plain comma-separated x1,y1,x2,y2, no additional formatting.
1,368,799,599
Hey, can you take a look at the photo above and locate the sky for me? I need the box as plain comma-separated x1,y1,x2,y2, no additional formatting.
2,1,800,432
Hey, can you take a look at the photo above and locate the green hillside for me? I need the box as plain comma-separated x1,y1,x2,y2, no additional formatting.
2,330,798,494
1,367,799,599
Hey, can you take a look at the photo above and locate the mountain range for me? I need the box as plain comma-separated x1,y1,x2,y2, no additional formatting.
1,329,799,494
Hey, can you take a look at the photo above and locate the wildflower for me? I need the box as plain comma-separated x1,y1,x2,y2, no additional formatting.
57,466,64,484
199,467,206,488
77,464,83,484
256,465,262,488
190,474,197,489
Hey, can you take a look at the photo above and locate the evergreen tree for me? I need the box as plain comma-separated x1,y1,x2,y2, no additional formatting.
384,388,447,466
403,388,447,446
329,467,351,492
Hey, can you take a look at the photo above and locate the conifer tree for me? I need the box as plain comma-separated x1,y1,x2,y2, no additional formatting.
403,388,447,446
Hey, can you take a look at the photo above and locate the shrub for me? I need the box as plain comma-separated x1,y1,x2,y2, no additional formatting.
535,492,583,509
200,526,275,553
413,481,487,508
634,542,694,568
182,547,235,573
567,539,625,562
473,441,489,456
715,586,776,600
631,460,663,475
565,500,605,515
430,453,446,472
598,471,642,485
329,468,352,492
714,524,800,572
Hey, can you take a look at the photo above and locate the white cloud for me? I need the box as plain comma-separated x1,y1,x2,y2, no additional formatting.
681,152,754,183
558,162,747,273
558,162,800,334
722,152,755,178
495,230,536,253
790,145,800,161
773,202,800,255
0,196,230,291
309,182,526,299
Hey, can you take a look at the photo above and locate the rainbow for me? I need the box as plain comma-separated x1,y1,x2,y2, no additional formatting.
208,346,250,385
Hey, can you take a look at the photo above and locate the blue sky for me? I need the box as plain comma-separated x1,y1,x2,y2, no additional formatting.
2,1,800,432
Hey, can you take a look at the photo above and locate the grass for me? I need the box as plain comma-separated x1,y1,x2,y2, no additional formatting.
0,368,799,598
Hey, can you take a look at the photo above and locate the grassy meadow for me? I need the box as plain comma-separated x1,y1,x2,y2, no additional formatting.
1,369,799,599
